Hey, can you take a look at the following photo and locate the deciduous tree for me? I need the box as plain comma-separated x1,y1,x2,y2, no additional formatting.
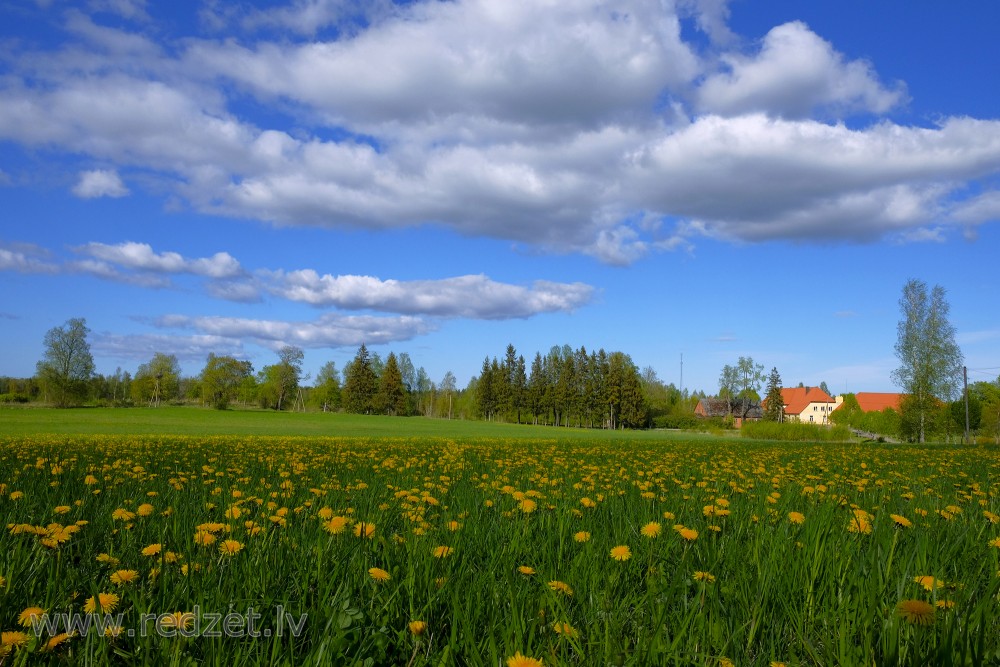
201,354,253,410
891,279,963,443
36,317,95,407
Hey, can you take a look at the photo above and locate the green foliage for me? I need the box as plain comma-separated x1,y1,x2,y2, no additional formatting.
376,352,407,416
35,317,95,407
200,354,254,410
311,361,341,412
741,421,852,442
342,344,378,414
891,279,963,443
762,367,784,422
132,352,181,407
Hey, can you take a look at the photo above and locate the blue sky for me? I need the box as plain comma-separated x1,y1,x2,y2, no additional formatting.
2,0,999,395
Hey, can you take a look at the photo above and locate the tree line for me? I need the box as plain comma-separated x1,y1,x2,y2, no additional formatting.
9,318,698,430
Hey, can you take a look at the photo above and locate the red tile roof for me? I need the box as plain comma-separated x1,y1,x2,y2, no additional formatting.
779,386,835,416
855,392,904,412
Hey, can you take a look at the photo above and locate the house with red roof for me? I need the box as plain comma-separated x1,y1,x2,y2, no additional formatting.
854,392,905,413
768,386,842,424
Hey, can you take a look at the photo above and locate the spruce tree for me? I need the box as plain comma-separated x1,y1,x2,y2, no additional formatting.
763,367,785,422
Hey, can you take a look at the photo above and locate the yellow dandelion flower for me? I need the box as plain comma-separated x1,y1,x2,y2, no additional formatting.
518,566,536,575
159,612,195,630
641,522,662,538
847,515,872,535
507,652,543,667
693,571,715,583
83,592,120,613
890,514,912,528
96,553,119,565
1,631,30,652
552,621,579,638
519,499,537,513
914,576,943,592
53,505,71,514
573,531,591,543
136,503,154,517
610,545,632,561
662,511,675,520
111,508,135,521
896,599,935,625
219,539,243,556
323,516,348,534
368,567,391,582
989,537,1000,549
547,580,573,596
194,530,216,546
678,528,699,541
18,606,46,627
354,522,376,538
788,512,805,525
433,545,453,558
43,632,71,652
408,620,427,636
84,475,98,485
141,543,162,557
110,569,139,586
935,599,955,610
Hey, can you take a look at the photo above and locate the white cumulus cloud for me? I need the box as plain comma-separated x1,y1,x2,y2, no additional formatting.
71,169,130,198
696,21,906,118
154,313,434,350
260,270,594,319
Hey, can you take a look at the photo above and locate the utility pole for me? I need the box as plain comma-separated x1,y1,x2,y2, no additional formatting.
963,365,970,444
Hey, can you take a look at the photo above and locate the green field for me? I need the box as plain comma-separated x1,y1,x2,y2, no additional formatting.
0,406,719,440
1,409,999,666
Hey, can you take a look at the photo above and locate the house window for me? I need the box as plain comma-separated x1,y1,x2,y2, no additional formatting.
809,415,814,422
813,406,818,411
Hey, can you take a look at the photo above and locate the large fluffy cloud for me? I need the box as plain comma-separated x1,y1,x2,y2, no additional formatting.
1,1,999,263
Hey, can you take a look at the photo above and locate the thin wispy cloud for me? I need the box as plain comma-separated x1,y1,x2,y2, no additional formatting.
3,239,596,321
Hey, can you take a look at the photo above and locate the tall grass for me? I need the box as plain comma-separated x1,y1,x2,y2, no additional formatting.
1,435,998,665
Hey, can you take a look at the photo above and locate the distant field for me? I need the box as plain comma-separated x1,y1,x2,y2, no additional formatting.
0,406,716,441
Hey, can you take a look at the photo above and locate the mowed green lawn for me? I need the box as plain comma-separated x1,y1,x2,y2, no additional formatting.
0,406,718,441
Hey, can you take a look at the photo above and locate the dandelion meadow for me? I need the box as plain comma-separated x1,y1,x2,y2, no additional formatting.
2,432,1000,665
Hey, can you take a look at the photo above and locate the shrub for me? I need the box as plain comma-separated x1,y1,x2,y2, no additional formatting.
0,393,30,404
741,421,852,442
